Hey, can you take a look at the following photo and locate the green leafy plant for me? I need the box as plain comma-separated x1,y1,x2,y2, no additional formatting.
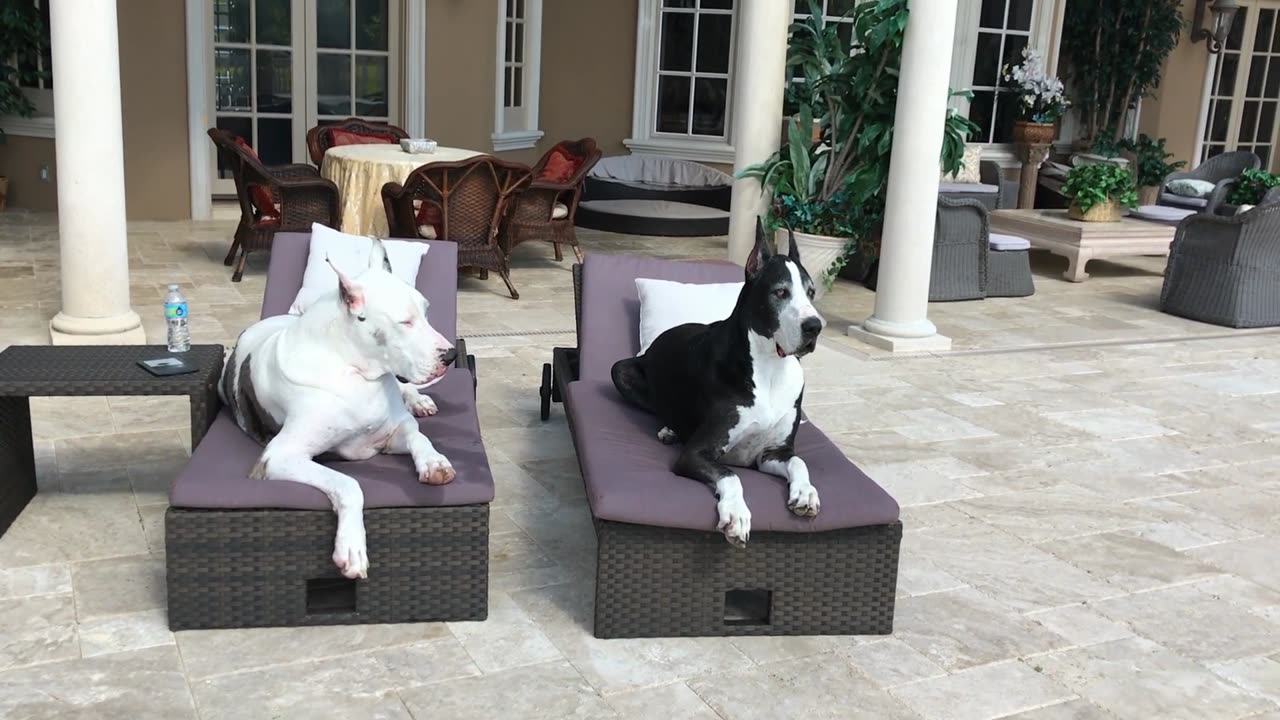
741,0,977,285
1089,130,1126,159
0,1,47,144
1061,163,1139,213
1228,168,1280,205
1061,0,1183,146
1125,134,1185,188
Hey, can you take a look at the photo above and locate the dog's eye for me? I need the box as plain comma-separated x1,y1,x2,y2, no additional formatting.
400,319,415,327
807,288,816,300
773,288,790,300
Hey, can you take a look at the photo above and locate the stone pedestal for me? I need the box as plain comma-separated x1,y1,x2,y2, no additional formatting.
1016,143,1052,210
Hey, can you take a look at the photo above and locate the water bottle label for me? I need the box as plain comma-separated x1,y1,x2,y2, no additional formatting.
165,302,188,319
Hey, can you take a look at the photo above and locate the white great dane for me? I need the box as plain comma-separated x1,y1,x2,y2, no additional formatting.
219,239,457,579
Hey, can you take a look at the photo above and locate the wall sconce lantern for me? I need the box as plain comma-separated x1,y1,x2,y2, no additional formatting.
1192,0,1241,54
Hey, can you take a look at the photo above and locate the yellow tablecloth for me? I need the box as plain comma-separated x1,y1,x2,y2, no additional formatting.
321,143,482,237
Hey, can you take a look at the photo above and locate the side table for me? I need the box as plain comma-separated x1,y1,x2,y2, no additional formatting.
0,344,225,537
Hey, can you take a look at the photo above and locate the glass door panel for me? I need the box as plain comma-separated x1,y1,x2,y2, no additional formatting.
306,0,397,130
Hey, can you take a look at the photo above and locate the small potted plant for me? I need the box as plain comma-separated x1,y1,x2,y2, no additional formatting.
1003,48,1070,146
1125,134,1185,206
1061,163,1138,222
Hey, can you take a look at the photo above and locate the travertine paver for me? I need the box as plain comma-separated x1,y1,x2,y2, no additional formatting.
0,208,1277,718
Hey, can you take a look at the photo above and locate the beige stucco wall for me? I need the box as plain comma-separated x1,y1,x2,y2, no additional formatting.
1139,1,1209,168
425,0,499,155
0,0,190,219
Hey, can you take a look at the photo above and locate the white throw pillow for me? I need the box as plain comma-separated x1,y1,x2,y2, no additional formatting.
289,223,429,315
1166,178,1216,198
940,144,982,184
634,278,743,356
1236,204,1255,215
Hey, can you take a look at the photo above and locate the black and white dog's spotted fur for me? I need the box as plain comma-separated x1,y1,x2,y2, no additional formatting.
611,222,825,547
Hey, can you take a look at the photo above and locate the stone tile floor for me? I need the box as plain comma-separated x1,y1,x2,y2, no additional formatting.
1,208,1278,719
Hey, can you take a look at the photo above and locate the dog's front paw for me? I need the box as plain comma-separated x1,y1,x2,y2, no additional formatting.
716,495,752,548
403,391,438,418
418,453,456,485
657,427,678,445
333,526,369,579
788,482,820,517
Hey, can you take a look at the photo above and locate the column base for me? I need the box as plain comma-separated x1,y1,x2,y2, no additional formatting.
49,310,147,346
847,323,952,353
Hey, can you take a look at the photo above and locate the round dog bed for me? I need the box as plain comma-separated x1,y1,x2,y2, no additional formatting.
577,156,733,236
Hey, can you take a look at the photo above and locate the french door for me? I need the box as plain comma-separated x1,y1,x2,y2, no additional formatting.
1202,0,1280,169
211,0,400,195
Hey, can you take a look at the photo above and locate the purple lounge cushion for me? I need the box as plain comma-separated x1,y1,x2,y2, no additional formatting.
578,253,742,383
989,233,1031,251
171,370,493,510
262,232,458,341
564,379,900,532
1132,205,1196,224
939,182,999,194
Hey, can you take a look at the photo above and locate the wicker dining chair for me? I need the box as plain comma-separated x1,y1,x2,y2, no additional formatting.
382,156,533,299
207,128,340,282
305,117,410,166
501,138,602,263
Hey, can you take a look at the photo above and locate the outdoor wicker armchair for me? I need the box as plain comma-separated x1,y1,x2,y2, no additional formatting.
305,117,410,166
1157,150,1260,212
501,138,602,263
931,196,990,301
1160,188,1280,328
382,156,533,299
207,128,340,282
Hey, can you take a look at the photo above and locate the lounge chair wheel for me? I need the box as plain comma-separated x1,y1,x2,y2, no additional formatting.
539,363,552,421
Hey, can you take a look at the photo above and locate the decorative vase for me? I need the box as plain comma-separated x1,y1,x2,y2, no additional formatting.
776,228,847,299
1068,198,1122,222
1137,185,1159,206
1013,121,1056,146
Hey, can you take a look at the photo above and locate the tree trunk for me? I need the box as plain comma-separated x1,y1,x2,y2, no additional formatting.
1114,3,1154,142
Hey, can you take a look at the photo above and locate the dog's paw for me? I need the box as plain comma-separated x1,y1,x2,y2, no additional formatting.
716,495,752,548
332,527,369,579
403,390,438,417
418,453,456,485
788,481,820,517
657,427,678,445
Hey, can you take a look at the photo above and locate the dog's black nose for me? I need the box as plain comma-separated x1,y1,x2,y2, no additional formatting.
441,348,459,366
801,317,823,339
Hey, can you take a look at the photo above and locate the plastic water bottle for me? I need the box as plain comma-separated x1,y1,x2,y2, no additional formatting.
164,284,191,352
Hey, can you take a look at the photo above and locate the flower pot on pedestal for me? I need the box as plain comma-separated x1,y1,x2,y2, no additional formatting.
1013,121,1057,146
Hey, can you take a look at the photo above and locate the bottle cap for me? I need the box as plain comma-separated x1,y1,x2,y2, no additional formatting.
167,284,179,291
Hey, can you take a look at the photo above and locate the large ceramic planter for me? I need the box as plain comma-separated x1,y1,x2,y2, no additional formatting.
776,228,847,299
1137,185,1159,206
1068,198,1122,222
1013,121,1056,146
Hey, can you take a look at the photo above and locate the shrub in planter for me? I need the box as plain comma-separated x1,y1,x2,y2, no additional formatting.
1061,163,1138,221
1227,168,1280,206
1125,134,1185,205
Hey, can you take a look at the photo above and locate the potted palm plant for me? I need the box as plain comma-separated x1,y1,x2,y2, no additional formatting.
1003,48,1070,147
1125,134,1184,206
0,1,48,211
1061,163,1138,221
743,0,976,294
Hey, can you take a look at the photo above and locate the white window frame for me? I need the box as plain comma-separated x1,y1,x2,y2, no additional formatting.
492,0,544,151
948,0,1063,166
626,0,738,164
0,0,54,139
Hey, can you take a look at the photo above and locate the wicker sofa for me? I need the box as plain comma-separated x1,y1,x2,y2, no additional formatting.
540,255,901,638
165,233,491,630
1160,188,1280,328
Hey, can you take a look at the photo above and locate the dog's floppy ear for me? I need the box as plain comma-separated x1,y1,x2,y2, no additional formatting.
745,217,773,279
368,237,393,273
327,255,367,320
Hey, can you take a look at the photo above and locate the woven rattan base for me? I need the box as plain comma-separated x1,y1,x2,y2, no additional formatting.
166,504,488,630
594,519,901,638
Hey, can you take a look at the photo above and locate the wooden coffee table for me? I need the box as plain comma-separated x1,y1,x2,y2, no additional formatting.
990,209,1176,282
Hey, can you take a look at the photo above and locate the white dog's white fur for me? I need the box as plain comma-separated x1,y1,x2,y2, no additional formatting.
219,239,456,579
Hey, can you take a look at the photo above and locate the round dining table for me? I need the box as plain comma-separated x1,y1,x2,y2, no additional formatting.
321,143,482,237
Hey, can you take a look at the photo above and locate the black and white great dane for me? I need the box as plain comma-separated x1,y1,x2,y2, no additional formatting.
219,239,457,579
611,222,825,547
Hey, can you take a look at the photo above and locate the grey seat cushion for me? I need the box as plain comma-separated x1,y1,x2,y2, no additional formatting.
565,379,900,532
578,253,743,382
171,370,494,510
1132,205,1197,224
263,232,458,340
989,233,1031,251
939,182,999,195
577,199,729,220
1161,194,1209,209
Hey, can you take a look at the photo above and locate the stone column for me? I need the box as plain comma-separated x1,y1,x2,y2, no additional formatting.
47,0,145,345
726,0,791,265
1017,143,1051,209
847,0,957,352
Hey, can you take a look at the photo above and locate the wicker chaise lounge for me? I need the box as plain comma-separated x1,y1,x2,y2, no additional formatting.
542,255,902,639
165,233,491,630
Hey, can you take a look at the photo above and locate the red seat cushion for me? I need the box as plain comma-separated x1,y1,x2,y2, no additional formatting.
233,137,280,223
414,200,443,239
538,147,581,184
327,128,398,147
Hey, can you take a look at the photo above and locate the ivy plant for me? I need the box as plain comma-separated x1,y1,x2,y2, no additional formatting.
1061,163,1139,213
1126,134,1185,188
1228,168,1280,206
